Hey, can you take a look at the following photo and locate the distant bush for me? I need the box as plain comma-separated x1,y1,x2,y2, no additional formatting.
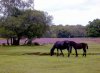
2,43,6,46
33,42,40,46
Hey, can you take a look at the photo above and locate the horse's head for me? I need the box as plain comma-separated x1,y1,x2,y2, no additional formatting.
50,48,55,56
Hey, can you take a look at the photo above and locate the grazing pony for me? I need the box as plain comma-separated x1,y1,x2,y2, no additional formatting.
67,41,88,57
50,41,70,57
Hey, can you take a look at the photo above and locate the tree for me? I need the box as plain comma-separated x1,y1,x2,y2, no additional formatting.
57,29,71,38
0,0,34,45
22,10,52,45
0,0,52,45
86,19,100,37
0,0,34,16
66,25,86,37
0,8,52,45
44,24,86,38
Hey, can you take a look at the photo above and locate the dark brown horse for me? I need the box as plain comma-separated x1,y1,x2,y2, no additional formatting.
50,41,70,57
66,41,88,57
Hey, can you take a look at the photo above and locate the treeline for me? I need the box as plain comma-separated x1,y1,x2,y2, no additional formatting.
43,25,86,38
43,19,100,38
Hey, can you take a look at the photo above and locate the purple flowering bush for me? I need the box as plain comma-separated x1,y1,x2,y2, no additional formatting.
0,38,100,45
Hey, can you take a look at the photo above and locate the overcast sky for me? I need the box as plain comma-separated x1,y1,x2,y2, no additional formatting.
34,0,100,25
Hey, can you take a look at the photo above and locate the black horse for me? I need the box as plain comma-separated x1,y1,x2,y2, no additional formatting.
50,41,70,57
66,41,88,57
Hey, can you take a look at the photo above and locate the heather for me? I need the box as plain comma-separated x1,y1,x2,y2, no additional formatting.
32,38,100,44
0,38,100,45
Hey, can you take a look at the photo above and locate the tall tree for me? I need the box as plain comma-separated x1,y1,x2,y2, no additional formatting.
44,24,86,38
66,25,86,37
86,19,100,37
0,8,52,45
0,0,34,16
57,29,71,38
0,0,52,45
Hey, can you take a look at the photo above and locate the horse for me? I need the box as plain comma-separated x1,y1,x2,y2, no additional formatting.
50,41,70,57
66,41,88,57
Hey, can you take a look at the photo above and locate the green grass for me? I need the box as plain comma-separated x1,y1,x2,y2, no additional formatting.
0,43,100,73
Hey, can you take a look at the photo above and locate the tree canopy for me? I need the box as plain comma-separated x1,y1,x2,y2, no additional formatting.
43,25,86,38
86,19,100,37
0,0,34,16
0,0,52,45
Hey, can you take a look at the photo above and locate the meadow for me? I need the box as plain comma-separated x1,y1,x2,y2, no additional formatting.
0,38,100,73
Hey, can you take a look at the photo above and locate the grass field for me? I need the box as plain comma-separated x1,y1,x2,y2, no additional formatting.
0,42,100,73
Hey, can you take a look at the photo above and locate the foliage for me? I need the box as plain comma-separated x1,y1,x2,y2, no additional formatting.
0,8,52,45
0,0,34,16
0,0,53,45
0,0,34,45
44,25,86,38
86,19,100,37
57,29,71,38
67,25,86,37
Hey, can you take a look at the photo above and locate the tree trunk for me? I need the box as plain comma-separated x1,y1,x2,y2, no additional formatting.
11,37,13,45
27,38,33,45
11,37,20,45
7,38,10,45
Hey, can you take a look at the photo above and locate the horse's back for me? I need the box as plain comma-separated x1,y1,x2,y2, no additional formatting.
54,41,63,47
74,43,87,49
80,43,88,46
53,41,67,49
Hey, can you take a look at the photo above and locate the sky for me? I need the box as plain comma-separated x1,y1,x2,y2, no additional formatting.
34,0,100,26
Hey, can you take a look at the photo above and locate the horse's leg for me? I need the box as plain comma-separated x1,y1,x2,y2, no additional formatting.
83,48,86,57
83,48,85,56
68,49,70,57
57,49,59,56
70,46,72,53
60,49,64,57
67,47,71,57
85,49,87,57
75,49,78,57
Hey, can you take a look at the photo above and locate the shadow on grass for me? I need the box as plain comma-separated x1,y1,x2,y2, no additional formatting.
0,52,100,56
22,52,100,56
23,52,50,56
71,53,100,55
